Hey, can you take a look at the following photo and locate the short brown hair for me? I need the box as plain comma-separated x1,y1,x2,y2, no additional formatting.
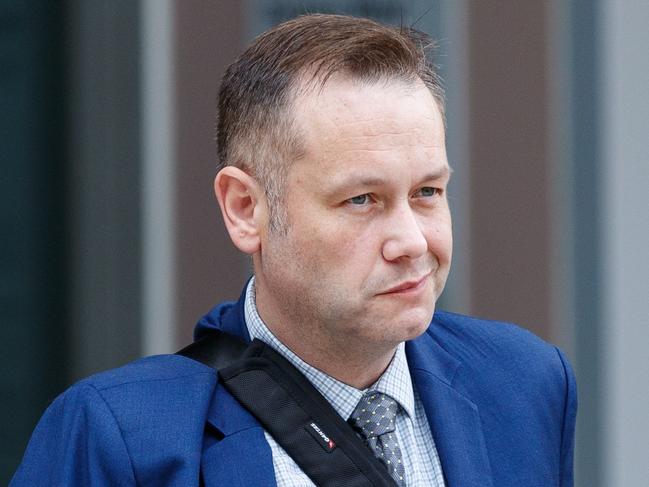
216,13,444,232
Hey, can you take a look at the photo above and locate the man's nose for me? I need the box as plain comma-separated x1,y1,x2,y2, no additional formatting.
381,205,428,262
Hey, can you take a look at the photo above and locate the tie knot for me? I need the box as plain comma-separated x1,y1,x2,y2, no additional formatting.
348,392,399,439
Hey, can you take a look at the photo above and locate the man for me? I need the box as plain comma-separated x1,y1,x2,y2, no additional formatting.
12,14,576,487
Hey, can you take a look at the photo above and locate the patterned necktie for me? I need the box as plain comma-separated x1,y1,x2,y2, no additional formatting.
348,392,406,486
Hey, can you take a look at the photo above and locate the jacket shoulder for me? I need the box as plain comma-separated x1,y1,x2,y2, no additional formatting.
430,310,563,368
426,310,576,406
11,355,220,486
79,353,216,391
76,354,220,442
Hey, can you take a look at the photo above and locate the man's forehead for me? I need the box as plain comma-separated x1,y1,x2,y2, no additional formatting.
291,76,444,150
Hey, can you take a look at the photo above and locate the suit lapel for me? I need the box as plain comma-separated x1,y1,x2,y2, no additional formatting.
201,429,276,487
407,333,493,487
201,382,277,486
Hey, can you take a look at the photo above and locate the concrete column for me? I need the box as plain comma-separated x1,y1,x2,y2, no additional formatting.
600,2,649,484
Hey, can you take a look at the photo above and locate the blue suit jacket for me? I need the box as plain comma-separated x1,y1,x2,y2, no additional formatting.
12,288,576,486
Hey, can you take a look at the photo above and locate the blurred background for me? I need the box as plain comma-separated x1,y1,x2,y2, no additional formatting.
2,0,648,485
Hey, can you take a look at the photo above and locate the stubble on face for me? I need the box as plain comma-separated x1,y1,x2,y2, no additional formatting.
252,76,452,382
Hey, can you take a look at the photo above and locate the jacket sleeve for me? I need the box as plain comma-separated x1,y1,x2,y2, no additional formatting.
555,347,578,487
10,383,136,486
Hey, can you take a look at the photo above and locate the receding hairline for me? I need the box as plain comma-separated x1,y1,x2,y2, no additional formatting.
280,72,444,161
293,70,441,110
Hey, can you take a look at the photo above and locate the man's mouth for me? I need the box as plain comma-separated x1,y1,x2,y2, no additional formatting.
378,272,431,295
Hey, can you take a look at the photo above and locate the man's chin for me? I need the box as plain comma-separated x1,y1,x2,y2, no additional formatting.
402,318,433,341
384,306,435,343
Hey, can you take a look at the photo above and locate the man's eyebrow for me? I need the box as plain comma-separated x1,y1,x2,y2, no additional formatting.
327,176,388,194
328,165,452,194
421,165,452,181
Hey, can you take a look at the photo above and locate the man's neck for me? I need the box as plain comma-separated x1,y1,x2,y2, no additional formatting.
269,325,396,389
252,280,397,389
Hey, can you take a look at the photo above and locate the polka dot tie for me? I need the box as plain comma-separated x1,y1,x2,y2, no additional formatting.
348,392,406,486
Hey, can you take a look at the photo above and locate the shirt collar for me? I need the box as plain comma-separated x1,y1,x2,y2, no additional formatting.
243,277,415,420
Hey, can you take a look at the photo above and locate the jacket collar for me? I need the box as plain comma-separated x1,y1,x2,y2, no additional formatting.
194,282,251,342
197,279,261,438
197,281,276,485
196,282,492,486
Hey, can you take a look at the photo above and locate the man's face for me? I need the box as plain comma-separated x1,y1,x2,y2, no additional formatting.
255,77,452,350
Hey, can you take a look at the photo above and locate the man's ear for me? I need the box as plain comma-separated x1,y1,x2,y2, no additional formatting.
214,166,267,255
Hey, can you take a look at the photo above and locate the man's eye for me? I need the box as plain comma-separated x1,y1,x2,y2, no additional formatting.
416,187,441,198
348,194,371,205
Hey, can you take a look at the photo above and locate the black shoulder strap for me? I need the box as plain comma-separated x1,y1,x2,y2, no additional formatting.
177,330,248,370
177,332,398,487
